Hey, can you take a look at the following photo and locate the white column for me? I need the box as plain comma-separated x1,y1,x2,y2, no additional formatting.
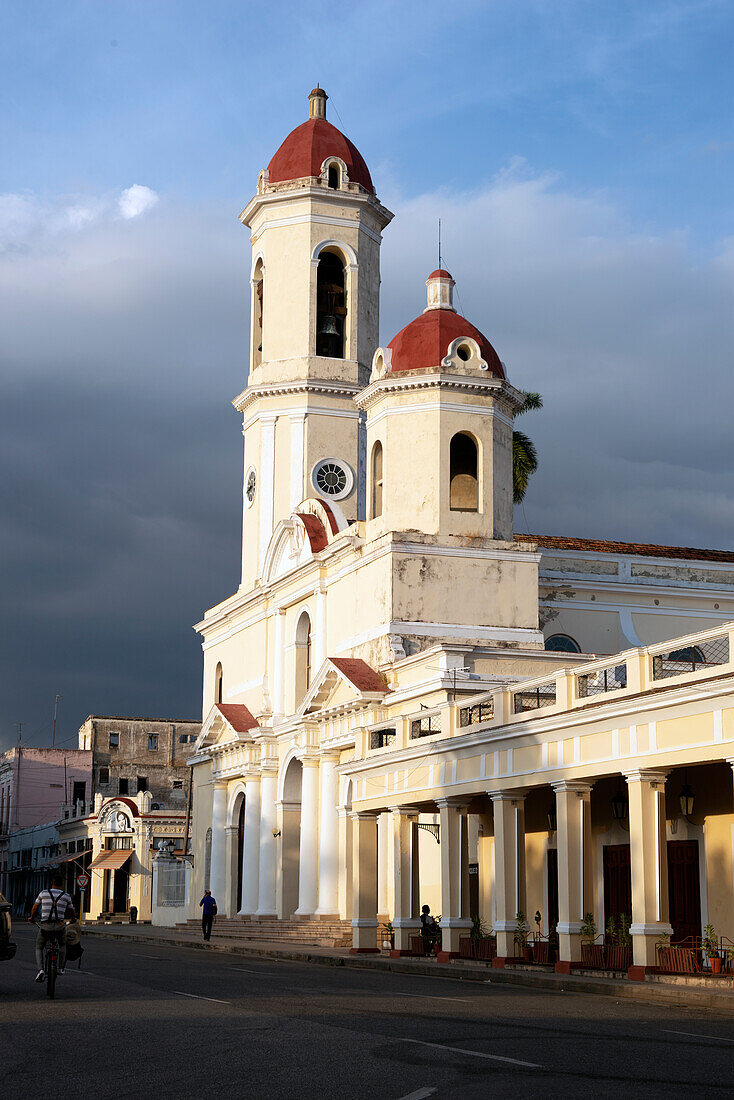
626,769,672,972
391,806,420,954
377,812,389,916
437,798,472,957
289,413,306,509
258,415,277,575
553,781,593,967
255,768,278,916
239,774,261,915
295,756,320,916
271,609,285,719
209,781,228,909
489,790,526,961
351,811,379,953
314,585,327,672
315,753,339,916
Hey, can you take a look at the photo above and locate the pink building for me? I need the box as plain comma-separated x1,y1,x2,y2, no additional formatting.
0,747,92,894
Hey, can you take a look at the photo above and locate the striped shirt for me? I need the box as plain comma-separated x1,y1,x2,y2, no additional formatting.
35,888,74,923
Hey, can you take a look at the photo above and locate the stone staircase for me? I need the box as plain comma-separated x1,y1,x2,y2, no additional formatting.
180,915,355,948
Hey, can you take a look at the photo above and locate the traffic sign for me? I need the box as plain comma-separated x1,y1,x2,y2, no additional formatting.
76,873,90,890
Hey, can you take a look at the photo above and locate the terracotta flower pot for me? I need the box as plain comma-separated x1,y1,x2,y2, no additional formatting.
523,946,533,962
710,955,722,974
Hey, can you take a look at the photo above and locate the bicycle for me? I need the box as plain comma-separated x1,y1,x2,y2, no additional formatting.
34,922,63,999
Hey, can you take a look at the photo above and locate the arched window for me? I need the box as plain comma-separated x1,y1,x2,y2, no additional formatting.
545,634,581,654
328,164,340,189
316,251,346,359
449,432,479,512
371,441,383,519
215,662,223,704
252,258,264,370
295,612,312,702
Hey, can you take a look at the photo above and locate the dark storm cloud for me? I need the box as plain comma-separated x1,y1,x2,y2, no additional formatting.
2,165,734,748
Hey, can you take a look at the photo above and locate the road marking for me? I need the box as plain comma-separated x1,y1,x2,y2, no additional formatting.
133,954,164,959
230,967,262,974
397,1038,541,1069
392,992,470,1003
662,1030,734,1044
396,1089,437,1100
171,990,231,1004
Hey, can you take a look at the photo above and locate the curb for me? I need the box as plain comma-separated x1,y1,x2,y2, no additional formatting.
81,927,734,1013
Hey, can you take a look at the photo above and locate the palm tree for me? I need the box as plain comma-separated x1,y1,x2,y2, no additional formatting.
513,391,543,504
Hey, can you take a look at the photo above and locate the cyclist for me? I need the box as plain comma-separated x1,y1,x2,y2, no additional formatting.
28,873,76,982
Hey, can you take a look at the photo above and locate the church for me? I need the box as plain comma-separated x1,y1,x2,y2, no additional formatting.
188,88,734,976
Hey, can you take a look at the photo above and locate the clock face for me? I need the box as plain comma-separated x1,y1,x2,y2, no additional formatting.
246,468,257,504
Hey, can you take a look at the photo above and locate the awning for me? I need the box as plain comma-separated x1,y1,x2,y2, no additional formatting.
89,850,133,871
44,849,92,868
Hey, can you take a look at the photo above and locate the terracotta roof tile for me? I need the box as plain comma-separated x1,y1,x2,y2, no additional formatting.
329,657,388,694
521,533,734,564
216,703,258,734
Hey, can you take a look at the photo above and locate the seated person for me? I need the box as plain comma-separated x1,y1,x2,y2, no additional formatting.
420,904,439,955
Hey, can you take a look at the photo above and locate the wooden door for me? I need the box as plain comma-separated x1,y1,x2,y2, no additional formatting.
667,840,701,943
603,845,632,927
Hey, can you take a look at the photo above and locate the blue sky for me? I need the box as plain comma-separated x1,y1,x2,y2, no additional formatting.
2,0,734,748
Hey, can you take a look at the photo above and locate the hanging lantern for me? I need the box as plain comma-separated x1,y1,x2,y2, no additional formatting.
611,785,628,822
679,783,695,817
547,805,557,833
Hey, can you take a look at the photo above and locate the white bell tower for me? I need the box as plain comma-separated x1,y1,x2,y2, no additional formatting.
235,87,393,590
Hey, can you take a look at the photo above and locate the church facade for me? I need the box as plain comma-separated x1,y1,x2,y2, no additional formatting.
188,89,734,974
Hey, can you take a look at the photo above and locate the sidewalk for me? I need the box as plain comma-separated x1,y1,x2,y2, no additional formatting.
82,923,734,1014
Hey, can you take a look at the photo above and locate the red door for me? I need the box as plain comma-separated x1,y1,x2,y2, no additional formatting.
667,840,701,943
603,845,632,927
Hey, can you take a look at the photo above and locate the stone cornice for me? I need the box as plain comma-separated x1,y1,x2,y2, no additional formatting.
233,378,363,415
354,372,525,414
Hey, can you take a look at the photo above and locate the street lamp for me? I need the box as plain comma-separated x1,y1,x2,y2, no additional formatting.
547,804,557,833
679,770,695,818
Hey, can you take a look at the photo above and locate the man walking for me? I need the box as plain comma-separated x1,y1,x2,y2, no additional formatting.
200,889,217,941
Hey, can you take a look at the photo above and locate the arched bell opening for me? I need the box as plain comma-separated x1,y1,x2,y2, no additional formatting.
316,250,346,359
449,432,479,512
252,258,264,369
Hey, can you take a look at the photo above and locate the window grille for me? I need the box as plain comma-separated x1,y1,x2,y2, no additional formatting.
370,728,396,749
577,664,627,698
459,700,494,727
410,714,440,739
157,862,186,907
513,683,556,713
651,635,729,681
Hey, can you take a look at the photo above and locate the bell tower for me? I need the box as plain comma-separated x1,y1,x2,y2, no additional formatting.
235,88,393,590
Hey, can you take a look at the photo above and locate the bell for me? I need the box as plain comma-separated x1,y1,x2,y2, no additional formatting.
319,313,339,336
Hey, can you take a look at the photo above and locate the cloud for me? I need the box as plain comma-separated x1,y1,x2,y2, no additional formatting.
2,165,733,748
118,184,159,220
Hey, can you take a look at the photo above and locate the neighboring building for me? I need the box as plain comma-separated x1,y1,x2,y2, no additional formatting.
173,87,734,977
4,822,60,914
56,792,186,922
0,747,92,900
77,716,200,807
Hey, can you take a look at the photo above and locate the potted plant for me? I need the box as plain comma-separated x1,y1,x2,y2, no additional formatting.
580,911,603,968
514,910,532,962
605,914,632,970
703,923,722,974
531,910,550,963
381,920,394,951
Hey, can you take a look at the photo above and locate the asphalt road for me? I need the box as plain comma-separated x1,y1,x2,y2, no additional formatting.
3,926,734,1100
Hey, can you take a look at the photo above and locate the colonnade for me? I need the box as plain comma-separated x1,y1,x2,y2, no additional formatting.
351,769,683,973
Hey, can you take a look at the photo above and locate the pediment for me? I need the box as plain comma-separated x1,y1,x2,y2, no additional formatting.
194,703,258,751
298,657,388,717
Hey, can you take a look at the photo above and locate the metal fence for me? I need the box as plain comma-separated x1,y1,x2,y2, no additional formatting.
651,634,729,681
513,683,556,714
370,727,396,749
410,714,440,739
459,700,494,727
577,663,627,698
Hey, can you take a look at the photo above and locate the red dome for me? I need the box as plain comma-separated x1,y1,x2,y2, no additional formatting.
267,118,374,193
427,268,453,280
387,309,505,377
